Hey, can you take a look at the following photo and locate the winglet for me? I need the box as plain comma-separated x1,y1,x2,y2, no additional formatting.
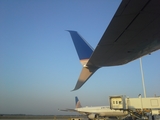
72,66,99,91
67,30,99,90
67,30,94,66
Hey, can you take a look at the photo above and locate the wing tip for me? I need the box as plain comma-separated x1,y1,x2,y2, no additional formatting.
71,87,79,91
66,30,77,33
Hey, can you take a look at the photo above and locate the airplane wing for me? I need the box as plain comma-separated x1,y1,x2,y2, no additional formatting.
87,0,160,67
68,0,160,90
72,66,99,91
59,109,77,112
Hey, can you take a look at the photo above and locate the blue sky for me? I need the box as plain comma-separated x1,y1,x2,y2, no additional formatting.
0,0,160,115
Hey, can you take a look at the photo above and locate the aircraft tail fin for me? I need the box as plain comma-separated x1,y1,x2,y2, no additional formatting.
67,30,94,66
75,96,82,108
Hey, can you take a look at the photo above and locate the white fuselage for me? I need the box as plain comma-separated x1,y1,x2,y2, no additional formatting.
75,106,128,117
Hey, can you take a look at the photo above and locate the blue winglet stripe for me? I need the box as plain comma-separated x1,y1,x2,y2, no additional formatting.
67,31,93,60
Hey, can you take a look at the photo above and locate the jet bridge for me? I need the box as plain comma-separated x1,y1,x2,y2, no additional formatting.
109,95,160,119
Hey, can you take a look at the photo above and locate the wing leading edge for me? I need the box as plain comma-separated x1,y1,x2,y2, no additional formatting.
68,0,160,90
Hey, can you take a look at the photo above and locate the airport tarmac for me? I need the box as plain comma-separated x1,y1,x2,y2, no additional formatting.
0,115,129,120
0,115,87,119
0,119,56,120
0,118,122,120
1,118,88,120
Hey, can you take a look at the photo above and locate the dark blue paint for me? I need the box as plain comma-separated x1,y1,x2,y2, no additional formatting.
75,96,79,104
67,30,93,60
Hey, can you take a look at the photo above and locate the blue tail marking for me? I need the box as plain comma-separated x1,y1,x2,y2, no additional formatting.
75,96,82,108
67,30,93,60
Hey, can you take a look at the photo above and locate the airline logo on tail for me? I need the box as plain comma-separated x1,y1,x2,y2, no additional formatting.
75,96,82,108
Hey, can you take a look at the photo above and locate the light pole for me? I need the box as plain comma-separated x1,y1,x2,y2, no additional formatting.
140,58,146,98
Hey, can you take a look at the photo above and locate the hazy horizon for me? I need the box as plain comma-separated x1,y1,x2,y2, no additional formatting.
1,0,160,115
